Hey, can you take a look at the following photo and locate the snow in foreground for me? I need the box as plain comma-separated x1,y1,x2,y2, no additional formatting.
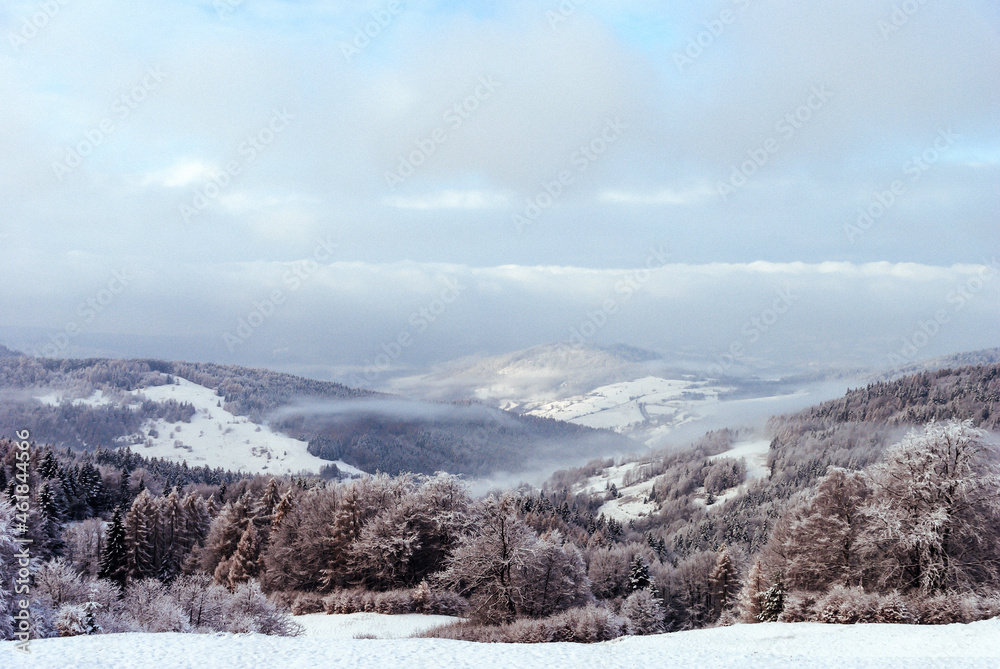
295,612,463,639
4,619,999,669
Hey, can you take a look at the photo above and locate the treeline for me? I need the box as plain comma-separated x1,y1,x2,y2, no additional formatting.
803,364,1000,430
301,410,632,477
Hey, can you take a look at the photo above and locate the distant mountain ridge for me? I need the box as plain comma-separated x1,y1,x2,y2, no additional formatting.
0,353,633,477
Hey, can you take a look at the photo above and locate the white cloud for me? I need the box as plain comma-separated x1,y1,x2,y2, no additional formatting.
384,190,511,210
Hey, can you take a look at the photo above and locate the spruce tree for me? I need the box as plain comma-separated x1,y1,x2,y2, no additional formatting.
628,555,651,593
758,575,786,622
98,507,128,589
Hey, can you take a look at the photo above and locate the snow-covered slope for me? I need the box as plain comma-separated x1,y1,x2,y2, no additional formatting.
522,376,729,442
571,438,773,521
35,377,356,477
5,620,1000,669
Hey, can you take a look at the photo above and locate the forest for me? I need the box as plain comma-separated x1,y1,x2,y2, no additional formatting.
1,363,999,642
0,354,632,476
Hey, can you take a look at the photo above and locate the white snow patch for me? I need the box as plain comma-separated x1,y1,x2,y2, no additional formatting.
711,438,771,481
295,612,463,639
5,620,1000,668
524,376,728,438
127,377,348,476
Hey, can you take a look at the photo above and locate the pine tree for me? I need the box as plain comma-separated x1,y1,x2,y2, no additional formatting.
758,575,785,622
38,480,66,558
628,555,651,593
98,507,128,589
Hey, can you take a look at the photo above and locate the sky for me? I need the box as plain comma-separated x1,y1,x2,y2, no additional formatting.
0,0,997,381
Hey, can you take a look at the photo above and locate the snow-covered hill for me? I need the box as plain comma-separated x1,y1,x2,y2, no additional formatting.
36,377,360,477
382,343,858,447
5,619,999,668
570,438,773,522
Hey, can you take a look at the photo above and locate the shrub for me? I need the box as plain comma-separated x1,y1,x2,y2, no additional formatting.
318,587,469,617
291,592,325,615
420,605,628,644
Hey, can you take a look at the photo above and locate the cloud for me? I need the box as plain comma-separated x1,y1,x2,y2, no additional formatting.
384,189,511,210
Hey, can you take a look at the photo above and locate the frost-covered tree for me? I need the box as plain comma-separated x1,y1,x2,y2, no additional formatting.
227,522,262,587
0,499,25,640
765,468,869,591
859,420,1000,594
158,489,186,580
709,547,738,618
63,518,104,579
621,588,666,634
738,558,768,623
32,558,86,608
123,490,156,581
436,494,538,624
517,531,592,618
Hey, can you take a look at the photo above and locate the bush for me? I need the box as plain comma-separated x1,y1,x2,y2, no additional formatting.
420,605,628,644
291,592,325,615
779,587,1000,625
319,586,469,617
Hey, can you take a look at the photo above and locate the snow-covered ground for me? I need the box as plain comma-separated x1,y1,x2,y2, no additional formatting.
523,377,728,440
35,377,362,477
697,438,772,508
711,438,772,481
4,620,999,669
295,612,462,639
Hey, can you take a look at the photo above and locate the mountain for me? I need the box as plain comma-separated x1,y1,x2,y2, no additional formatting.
0,344,22,358
383,342,861,446
0,354,632,478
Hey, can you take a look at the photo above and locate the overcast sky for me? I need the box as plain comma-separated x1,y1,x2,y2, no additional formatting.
1,0,997,380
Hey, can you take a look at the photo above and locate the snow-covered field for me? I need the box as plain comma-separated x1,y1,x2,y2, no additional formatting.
4,620,999,669
295,612,463,639
35,377,362,477
523,376,728,439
